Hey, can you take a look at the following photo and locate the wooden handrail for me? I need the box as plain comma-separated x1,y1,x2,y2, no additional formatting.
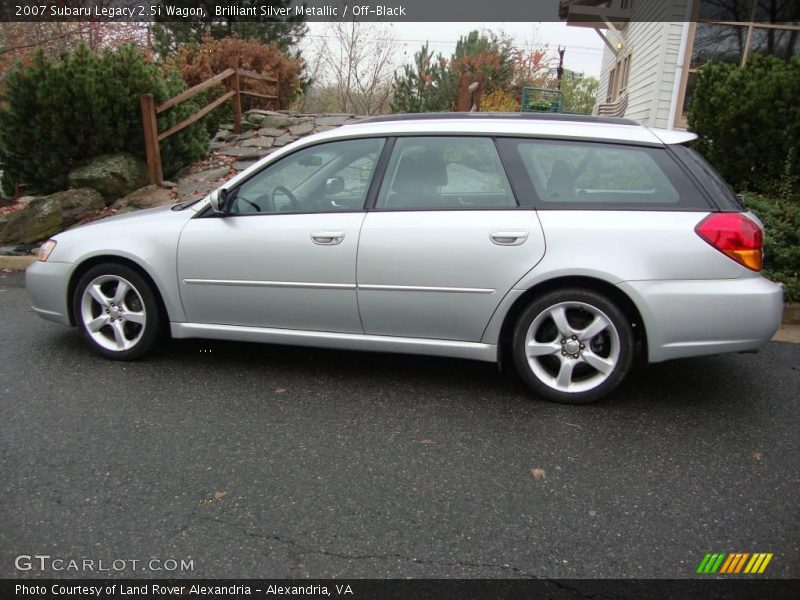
158,90,236,141
238,68,277,83
240,91,278,100
156,67,236,114
140,64,280,185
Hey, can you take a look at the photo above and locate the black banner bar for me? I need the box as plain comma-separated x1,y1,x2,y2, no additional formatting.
2,0,800,23
4,579,800,600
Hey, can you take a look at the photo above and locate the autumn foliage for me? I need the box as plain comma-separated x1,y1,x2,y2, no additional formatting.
166,35,304,110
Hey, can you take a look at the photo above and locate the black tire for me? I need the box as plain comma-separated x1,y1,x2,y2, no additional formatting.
72,263,163,360
511,288,634,404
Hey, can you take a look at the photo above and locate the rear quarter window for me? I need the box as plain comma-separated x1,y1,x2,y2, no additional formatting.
496,138,711,211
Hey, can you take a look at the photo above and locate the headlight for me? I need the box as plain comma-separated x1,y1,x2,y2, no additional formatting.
38,239,57,262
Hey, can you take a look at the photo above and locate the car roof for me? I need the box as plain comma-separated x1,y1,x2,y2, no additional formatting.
308,112,697,147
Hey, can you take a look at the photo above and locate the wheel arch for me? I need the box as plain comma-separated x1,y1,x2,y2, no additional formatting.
495,275,648,369
66,254,170,328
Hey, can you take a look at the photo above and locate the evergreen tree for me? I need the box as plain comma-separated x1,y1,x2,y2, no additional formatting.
390,43,454,113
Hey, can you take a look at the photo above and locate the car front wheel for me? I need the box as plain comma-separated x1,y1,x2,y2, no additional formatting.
72,263,162,360
512,288,634,404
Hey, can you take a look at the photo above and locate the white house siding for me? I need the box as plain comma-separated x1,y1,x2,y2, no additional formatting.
595,1,691,129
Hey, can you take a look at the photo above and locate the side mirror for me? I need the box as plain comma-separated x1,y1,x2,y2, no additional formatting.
208,188,229,214
325,177,345,195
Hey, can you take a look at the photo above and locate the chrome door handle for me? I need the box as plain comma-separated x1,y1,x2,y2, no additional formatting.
490,230,528,246
311,231,345,245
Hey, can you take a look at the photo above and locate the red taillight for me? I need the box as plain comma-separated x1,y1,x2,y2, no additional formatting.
695,212,763,271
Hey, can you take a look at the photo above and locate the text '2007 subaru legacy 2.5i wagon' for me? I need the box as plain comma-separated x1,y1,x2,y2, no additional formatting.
27,113,783,404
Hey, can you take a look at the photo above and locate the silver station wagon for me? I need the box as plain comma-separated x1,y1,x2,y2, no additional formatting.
27,113,783,404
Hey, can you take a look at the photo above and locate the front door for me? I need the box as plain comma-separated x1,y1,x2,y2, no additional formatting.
177,137,386,333
356,136,546,342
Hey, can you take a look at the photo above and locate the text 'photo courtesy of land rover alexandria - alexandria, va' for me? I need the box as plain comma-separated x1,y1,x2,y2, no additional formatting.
27,113,783,404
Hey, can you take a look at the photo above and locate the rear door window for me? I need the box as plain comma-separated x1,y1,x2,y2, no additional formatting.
496,138,710,210
375,137,518,210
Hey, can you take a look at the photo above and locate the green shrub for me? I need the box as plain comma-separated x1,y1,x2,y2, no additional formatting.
0,44,209,194
688,55,800,198
745,193,800,302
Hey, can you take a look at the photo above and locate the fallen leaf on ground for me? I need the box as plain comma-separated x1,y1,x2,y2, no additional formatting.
213,491,228,500
418,439,434,445
589,510,597,517
275,388,287,394
530,468,545,480
752,451,763,461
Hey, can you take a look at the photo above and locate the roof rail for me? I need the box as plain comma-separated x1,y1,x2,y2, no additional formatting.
354,112,640,126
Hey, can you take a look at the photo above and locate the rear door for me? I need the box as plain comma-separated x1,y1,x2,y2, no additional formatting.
356,136,545,342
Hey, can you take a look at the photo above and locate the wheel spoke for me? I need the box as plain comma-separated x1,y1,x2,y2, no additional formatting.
579,314,610,341
555,358,575,389
582,351,615,374
124,311,145,325
87,284,108,306
87,315,109,332
527,340,561,357
111,320,128,349
549,306,574,338
113,280,130,305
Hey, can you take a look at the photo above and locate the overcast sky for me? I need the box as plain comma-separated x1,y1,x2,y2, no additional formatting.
305,21,606,78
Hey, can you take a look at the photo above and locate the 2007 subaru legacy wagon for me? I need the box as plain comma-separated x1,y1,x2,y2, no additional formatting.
27,113,783,404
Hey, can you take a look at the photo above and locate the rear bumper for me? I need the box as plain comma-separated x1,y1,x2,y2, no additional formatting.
619,276,783,363
26,260,74,326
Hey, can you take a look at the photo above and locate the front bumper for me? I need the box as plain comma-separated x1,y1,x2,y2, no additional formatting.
26,260,74,326
619,276,784,363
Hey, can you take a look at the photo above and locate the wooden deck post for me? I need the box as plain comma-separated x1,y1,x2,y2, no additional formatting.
229,68,242,134
140,93,163,185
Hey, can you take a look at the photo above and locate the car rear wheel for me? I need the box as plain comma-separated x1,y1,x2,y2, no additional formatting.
72,263,162,360
512,288,634,404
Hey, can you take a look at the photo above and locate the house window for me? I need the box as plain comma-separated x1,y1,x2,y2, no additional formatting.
606,53,631,103
676,0,800,128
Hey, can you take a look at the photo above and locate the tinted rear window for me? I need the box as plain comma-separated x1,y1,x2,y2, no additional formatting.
670,144,744,211
496,138,711,211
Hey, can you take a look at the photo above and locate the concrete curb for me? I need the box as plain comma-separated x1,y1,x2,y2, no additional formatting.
0,255,35,271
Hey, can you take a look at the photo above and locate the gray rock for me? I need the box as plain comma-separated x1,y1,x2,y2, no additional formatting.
243,136,275,148
273,134,297,147
222,147,264,159
67,153,147,202
219,124,234,131
245,112,265,125
183,167,231,182
215,130,235,141
16,195,37,206
232,160,258,171
314,114,352,126
112,185,173,210
257,127,286,137
175,180,214,203
160,181,177,189
0,188,104,244
259,114,298,129
289,121,315,136
209,141,226,151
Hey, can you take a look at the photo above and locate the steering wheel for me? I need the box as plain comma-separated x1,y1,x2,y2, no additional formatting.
272,186,302,212
239,197,262,212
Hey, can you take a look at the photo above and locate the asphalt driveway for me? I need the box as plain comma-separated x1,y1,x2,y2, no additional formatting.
1,271,798,579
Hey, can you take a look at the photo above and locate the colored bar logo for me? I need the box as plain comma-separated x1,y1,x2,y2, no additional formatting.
696,552,773,574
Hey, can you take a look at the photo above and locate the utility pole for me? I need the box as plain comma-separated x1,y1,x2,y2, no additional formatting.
557,46,566,90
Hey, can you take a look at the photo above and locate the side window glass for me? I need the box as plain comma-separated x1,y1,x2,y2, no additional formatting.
508,139,693,207
376,137,517,210
229,138,385,214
